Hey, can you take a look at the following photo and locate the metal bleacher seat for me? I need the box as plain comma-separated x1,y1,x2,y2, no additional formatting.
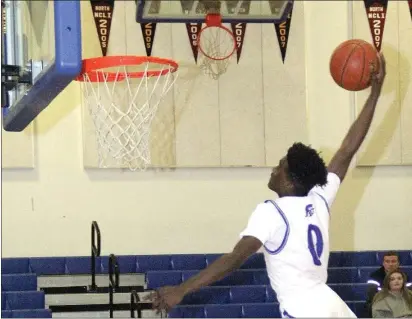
1,309,52,318
1,258,30,274
1,274,37,292
146,270,183,289
64,256,94,274
346,301,367,317
182,287,231,305
205,254,222,267
240,254,266,269
229,285,267,303
100,255,139,274
29,258,67,275
328,251,379,267
204,304,243,318
2,291,45,310
327,267,360,283
329,283,369,301
169,303,282,318
171,254,207,270
214,270,258,286
168,305,206,318
242,303,281,318
136,255,171,272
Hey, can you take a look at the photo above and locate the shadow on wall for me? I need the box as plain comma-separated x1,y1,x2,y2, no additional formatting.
319,44,410,250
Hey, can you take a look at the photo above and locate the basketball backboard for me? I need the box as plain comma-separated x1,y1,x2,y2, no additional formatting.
2,0,81,132
136,0,293,23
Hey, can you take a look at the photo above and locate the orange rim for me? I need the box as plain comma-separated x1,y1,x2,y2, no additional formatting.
198,14,236,61
75,56,179,82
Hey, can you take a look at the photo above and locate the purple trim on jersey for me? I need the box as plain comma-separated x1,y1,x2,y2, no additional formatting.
263,200,290,255
314,192,330,215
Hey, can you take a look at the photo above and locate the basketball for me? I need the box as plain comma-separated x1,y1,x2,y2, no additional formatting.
329,39,380,91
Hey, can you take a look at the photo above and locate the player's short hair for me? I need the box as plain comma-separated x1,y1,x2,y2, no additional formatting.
286,142,328,196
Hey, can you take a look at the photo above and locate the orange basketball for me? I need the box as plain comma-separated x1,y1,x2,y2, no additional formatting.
329,39,379,91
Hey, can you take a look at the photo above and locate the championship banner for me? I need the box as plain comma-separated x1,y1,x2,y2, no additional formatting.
363,0,388,52
90,0,115,56
140,1,161,56
230,23,247,63
180,0,201,63
185,23,202,63
273,2,294,63
408,0,412,21
227,1,251,63
140,23,157,56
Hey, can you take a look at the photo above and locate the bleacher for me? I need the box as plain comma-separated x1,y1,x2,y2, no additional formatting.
2,250,412,318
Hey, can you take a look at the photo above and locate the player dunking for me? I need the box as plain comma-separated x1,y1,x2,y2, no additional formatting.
146,53,386,318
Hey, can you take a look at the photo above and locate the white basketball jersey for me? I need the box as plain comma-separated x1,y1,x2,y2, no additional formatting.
240,173,341,307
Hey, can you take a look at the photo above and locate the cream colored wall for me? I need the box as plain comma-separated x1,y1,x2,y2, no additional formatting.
2,1,411,257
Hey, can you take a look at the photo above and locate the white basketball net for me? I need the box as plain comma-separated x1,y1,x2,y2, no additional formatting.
198,25,236,80
79,61,178,171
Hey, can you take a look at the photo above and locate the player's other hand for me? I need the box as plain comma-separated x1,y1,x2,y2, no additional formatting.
370,52,386,95
144,285,185,313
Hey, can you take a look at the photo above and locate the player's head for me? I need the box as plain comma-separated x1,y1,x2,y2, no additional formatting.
268,143,328,197
382,251,400,273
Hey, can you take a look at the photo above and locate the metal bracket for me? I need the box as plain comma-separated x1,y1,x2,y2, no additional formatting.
1,60,43,108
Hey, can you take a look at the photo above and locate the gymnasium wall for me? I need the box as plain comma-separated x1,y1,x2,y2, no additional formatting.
2,1,412,257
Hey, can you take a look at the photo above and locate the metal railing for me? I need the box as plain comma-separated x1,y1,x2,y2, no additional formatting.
109,254,120,318
130,290,142,318
90,221,101,292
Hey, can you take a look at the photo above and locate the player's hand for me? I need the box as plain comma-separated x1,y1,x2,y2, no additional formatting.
144,285,185,314
370,52,386,95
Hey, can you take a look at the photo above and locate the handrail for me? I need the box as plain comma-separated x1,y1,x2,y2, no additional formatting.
130,290,142,318
109,253,120,289
109,253,120,318
90,221,101,291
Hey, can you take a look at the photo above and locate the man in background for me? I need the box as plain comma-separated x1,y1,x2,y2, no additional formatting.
364,251,412,317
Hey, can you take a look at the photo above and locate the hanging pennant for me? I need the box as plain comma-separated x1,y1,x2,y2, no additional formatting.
140,23,157,57
363,0,388,52
140,0,161,56
230,23,247,64
273,2,294,63
227,1,251,63
185,23,202,63
408,0,412,21
180,1,201,63
90,0,115,56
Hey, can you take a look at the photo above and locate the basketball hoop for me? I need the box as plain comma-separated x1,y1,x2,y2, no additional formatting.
198,14,236,80
75,56,178,171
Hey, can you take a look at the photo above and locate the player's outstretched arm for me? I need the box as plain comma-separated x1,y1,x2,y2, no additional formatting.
328,53,386,181
146,236,262,312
